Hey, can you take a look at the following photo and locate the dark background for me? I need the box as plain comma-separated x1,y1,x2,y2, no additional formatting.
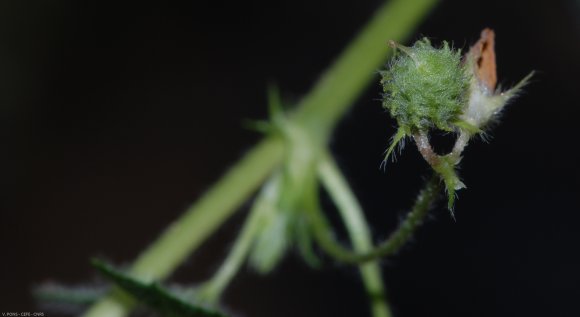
1,0,579,316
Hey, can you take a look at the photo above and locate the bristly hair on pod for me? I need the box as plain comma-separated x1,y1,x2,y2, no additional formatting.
379,29,533,212
380,38,471,162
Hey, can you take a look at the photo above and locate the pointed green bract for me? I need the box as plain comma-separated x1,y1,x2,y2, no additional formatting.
384,126,408,162
430,156,465,211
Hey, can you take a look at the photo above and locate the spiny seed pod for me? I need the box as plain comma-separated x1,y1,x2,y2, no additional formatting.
380,30,532,212
380,38,471,159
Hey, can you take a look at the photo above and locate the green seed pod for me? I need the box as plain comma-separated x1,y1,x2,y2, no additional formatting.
380,38,470,159
380,31,531,212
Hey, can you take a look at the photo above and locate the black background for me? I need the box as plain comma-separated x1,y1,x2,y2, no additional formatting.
1,0,579,316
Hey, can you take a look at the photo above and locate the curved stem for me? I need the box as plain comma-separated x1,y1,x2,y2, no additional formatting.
195,187,269,303
317,152,392,317
412,131,466,211
311,173,441,264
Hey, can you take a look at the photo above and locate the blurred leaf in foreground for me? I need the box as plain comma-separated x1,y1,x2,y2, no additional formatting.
92,259,227,317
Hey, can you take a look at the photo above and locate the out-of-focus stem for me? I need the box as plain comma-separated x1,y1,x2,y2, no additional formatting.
195,187,269,303
318,151,392,317
82,138,285,317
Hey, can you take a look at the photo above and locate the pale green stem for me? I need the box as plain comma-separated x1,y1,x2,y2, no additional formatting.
292,0,439,143
311,173,441,264
195,190,267,303
82,138,285,317
82,0,439,316
317,151,391,317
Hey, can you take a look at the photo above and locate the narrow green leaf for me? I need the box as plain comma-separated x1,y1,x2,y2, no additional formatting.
92,259,226,317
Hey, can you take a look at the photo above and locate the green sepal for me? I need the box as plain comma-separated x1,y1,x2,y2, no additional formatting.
266,84,285,121
293,212,322,268
247,174,290,274
431,156,465,212
241,119,272,134
241,84,286,135
453,120,482,135
384,126,408,162
248,210,290,273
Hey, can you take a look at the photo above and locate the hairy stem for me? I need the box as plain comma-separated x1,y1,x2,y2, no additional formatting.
318,152,392,317
311,174,441,264
82,0,439,316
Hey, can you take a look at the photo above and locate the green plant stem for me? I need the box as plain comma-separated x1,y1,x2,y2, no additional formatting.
317,151,391,317
293,0,439,143
82,0,439,316
311,173,441,264
82,138,285,317
196,184,270,303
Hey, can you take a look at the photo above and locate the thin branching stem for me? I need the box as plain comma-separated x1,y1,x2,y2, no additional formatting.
317,151,392,317
195,182,272,303
311,173,441,264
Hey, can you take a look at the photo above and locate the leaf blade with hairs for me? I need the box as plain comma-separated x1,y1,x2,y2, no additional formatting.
92,260,226,317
